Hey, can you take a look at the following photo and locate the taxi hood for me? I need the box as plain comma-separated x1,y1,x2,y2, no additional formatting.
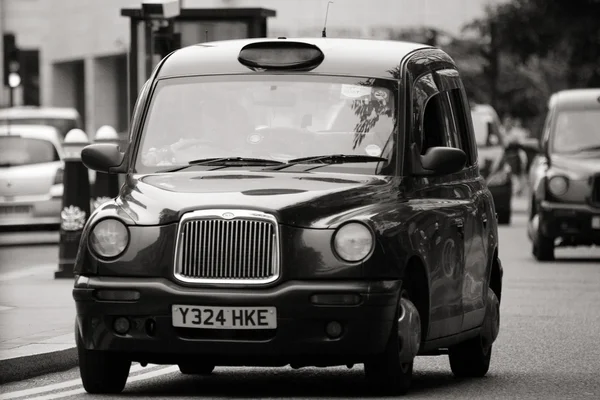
115,170,399,229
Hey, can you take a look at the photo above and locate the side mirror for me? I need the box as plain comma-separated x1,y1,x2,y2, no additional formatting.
81,143,125,173
419,146,467,175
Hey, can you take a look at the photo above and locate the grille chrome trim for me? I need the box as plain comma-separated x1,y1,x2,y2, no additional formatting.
173,209,280,285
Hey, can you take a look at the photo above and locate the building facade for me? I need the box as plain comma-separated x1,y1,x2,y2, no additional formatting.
0,0,502,137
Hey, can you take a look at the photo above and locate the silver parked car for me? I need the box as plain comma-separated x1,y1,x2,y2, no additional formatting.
0,125,64,229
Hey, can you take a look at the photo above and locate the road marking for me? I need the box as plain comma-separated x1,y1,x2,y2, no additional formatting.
0,363,155,400
0,265,55,282
21,365,179,400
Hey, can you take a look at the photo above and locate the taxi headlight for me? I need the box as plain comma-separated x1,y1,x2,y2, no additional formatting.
548,176,569,196
332,222,374,262
89,219,129,258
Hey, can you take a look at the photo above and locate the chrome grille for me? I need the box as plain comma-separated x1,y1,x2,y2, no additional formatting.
174,210,280,284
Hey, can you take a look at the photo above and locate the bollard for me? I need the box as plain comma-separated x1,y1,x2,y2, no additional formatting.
55,129,91,279
91,125,121,210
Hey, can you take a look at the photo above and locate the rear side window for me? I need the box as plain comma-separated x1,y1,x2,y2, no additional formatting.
0,137,60,167
446,89,476,165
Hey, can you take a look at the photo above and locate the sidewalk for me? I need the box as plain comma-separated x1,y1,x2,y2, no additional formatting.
0,264,77,385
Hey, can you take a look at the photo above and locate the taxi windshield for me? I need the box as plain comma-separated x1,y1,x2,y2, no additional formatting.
552,109,600,153
136,75,397,174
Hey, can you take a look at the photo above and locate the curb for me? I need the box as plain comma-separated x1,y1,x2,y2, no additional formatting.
0,347,78,385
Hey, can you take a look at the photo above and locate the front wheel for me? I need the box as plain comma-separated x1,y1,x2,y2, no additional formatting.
76,323,131,394
497,208,511,225
448,287,500,378
531,213,555,261
364,289,421,395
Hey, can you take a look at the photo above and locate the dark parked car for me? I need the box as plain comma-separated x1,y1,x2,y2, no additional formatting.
471,104,513,224
74,37,503,396
528,88,600,261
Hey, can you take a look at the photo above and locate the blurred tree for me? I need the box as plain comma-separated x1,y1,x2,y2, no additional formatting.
458,0,599,136
471,0,600,88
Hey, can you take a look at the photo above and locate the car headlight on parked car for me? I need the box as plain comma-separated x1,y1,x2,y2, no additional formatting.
89,218,129,258
548,175,569,196
332,222,374,262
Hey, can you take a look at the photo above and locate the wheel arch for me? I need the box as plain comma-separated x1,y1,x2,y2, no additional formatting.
489,248,503,303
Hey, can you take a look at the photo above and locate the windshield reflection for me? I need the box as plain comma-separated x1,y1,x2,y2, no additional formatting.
552,109,600,153
137,76,397,174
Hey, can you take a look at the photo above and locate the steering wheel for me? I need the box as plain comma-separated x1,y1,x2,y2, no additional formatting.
251,127,311,158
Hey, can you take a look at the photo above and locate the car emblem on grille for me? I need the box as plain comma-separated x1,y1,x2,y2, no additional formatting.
222,212,235,219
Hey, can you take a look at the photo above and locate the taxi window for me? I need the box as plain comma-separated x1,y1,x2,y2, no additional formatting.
0,136,60,167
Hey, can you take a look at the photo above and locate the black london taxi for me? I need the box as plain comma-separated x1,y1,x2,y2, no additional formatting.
74,37,503,395
527,88,600,261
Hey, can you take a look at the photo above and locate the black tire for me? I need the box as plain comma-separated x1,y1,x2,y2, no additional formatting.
75,323,131,394
178,363,215,375
448,337,492,378
532,218,554,261
448,287,499,378
497,209,511,225
364,289,418,395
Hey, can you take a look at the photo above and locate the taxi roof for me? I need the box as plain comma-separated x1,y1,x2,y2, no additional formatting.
157,37,432,80
0,106,80,120
549,88,600,110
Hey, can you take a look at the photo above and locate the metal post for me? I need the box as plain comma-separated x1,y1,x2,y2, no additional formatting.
145,20,155,79
9,87,13,107
128,18,138,117
55,129,91,279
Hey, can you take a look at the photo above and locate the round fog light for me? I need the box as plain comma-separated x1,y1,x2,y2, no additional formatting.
325,321,343,338
113,317,130,335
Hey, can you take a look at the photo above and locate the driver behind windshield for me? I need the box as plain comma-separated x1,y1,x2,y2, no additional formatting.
141,87,253,166
138,80,395,169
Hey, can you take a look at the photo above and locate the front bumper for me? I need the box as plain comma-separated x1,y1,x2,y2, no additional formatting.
74,276,400,366
539,201,600,244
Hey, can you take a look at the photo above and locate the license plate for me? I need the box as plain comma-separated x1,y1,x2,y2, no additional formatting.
172,305,277,330
592,216,600,229
0,205,32,217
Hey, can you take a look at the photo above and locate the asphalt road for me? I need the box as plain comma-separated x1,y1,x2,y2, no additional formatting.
1,214,599,399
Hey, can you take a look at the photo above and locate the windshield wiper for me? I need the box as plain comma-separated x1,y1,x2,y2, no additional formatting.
264,154,388,171
157,157,284,173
